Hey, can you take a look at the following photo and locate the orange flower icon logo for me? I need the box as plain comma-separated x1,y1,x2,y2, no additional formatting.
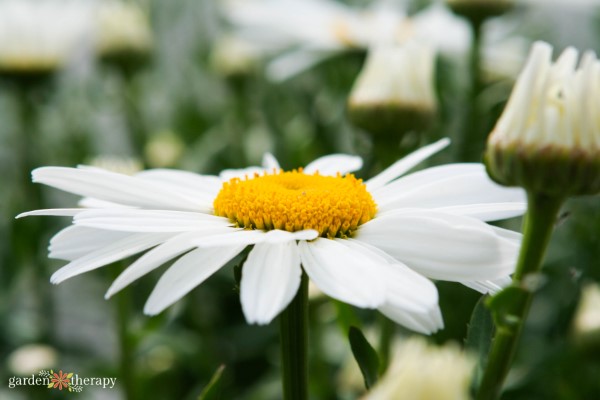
48,370,73,390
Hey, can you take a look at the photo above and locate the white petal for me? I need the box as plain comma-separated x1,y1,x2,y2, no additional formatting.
261,153,281,171
105,229,233,298
379,303,444,335
50,233,171,284
78,198,133,209
193,229,317,247
219,166,266,181
143,245,245,315
49,226,132,261
17,209,84,218
241,242,302,324
135,169,222,204
375,164,526,213
303,154,363,176
366,138,451,191
298,238,386,308
434,202,526,221
356,209,520,281
266,48,335,82
461,277,512,294
73,209,230,232
33,167,205,211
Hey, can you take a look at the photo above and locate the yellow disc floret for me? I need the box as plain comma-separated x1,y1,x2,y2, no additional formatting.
213,169,377,238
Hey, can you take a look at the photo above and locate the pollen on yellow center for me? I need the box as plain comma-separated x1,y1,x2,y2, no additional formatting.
213,169,378,238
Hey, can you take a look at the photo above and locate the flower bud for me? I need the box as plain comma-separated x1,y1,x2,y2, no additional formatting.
485,41,600,197
347,42,437,138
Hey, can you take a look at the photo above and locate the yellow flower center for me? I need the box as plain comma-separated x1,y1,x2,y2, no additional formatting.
213,169,377,238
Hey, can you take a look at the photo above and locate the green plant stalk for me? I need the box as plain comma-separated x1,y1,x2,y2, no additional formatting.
279,271,309,400
377,315,395,375
112,266,136,400
476,192,564,400
458,20,484,162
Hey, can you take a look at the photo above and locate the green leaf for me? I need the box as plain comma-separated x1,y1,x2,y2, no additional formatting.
465,295,495,392
349,326,380,389
198,364,226,400
486,286,529,333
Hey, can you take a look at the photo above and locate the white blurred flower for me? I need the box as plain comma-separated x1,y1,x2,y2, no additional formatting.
223,0,470,81
573,283,600,336
362,337,475,400
7,344,58,375
20,139,525,334
348,42,437,135
94,0,152,59
209,35,261,77
87,155,143,176
0,0,94,74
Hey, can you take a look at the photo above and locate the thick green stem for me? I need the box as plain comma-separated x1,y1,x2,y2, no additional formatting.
476,193,564,400
377,316,395,375
279,271,309,400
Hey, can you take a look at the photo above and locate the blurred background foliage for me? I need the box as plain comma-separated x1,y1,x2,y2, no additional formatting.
1,0,599,399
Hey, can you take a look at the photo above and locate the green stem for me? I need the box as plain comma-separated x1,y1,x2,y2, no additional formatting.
476,192,564,400
279,271,309,400
458,20,484,162
112,266,136,400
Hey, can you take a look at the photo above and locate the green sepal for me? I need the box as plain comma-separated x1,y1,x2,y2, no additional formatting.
349,326,380,389
198,365,226,400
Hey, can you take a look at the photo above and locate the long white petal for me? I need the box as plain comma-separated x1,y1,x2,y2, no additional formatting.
193,229,317,247
303,154,363,176
73,209,230,232
433,202,526,221
32,167,206,211
17,209,84,218
356,209,520,281
262,153,281,171
105,228,233,298
135,169,222,204
143,245,245,315
298,238,386,308
49,226,132,261
375,164,525,212
50,233,171,284
241,242,302,324
366,138,451,191
379,303,444,335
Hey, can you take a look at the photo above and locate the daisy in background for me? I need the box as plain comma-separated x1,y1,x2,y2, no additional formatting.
19,139,525,334
0,0,94,75
221,0,471,81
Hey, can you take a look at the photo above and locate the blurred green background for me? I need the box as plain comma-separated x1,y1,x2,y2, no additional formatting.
1,0,599,399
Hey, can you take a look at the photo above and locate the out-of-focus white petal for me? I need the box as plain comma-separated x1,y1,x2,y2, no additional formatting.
143,245,245,315
356,209,520,281
261,152,281,171
366,138,451,191
304,154,363,176
50,233,171,284
299,238,386,308
241,241,302,324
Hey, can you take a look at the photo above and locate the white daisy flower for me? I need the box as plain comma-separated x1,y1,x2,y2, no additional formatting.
19,139,525,334
223,0,470,81
0,0,94,74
